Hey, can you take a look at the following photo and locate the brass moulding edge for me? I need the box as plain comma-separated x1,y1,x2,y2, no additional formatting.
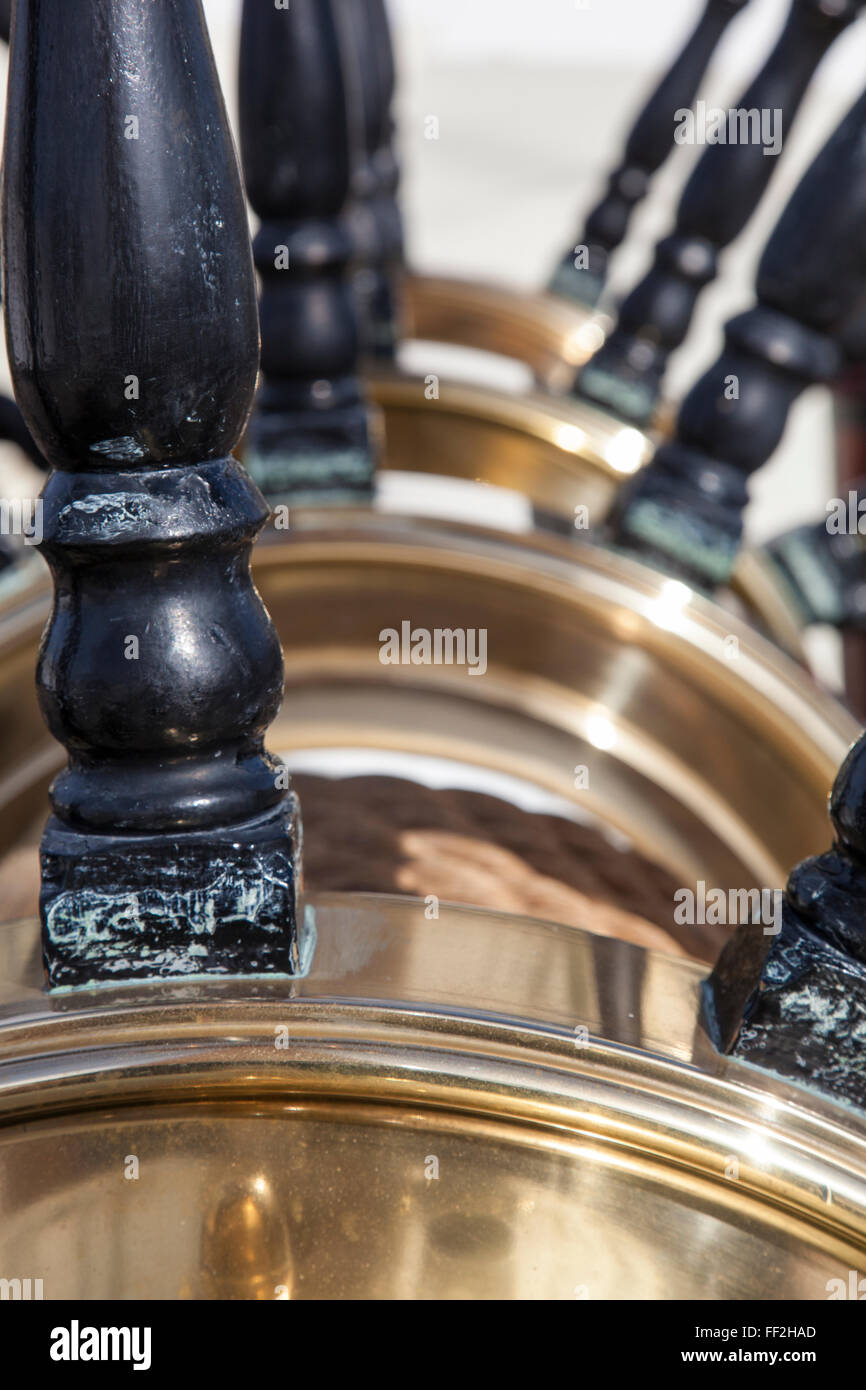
401,272,602,384
1,966,866,1259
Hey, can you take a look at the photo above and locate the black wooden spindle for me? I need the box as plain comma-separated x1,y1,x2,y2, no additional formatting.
707,730,866,1109
0,1,10,45
608,84,866,592
576,0,864,427
549,0,752,307
239,0,374,504
4,0,302,987
339,0,404,360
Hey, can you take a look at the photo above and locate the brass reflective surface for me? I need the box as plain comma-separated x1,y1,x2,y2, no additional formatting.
402,272,601,392
367,369,809,656
0,520,854,908
1,896,865,1299
257,515,853,890
368,368,652,526
731,549,817,660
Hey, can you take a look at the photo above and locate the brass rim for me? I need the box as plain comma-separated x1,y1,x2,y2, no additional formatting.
366,368,809,660
0,521,853,900
1,898,865,1298
402,272,602,392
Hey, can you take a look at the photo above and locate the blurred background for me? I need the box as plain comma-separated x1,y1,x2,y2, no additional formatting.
200,0,866,553
4,0,865,678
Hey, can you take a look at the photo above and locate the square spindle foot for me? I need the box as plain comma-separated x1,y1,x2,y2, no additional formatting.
245,403,376,506
704,916,866,1113
576,358,658,429
548,256,604,309
40,796,304,989
612,492,737,590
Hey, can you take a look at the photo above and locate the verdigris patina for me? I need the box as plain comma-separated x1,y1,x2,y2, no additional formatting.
3,0,304,987
706,734,866,1111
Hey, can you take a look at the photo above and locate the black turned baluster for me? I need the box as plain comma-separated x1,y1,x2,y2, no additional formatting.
706,731,866,1110
549,0,752,308
576,0,864,427
0,394,42,467
339,0,404,360
4,0,303,988
608,85,866,592
239,0,374,504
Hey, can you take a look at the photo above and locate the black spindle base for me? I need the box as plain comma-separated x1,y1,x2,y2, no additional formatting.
40,797,303,989
760,523,865,629
608,455,747,590
548,245,608,309
705,734,866,1113
575,348,664,427
244,388,376,506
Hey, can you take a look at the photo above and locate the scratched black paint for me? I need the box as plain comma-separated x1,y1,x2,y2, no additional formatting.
2,0,301,986
707,735,866,1113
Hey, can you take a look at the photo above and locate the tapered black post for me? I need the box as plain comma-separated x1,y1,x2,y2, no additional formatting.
576,0,864,426
706,731,866,1110
239,0,374,504
549,0,752,307
4,0,303,987
339,0,404,360
609,85,866,591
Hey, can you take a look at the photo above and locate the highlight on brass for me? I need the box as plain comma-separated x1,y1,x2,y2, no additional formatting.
1,0,866,1341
